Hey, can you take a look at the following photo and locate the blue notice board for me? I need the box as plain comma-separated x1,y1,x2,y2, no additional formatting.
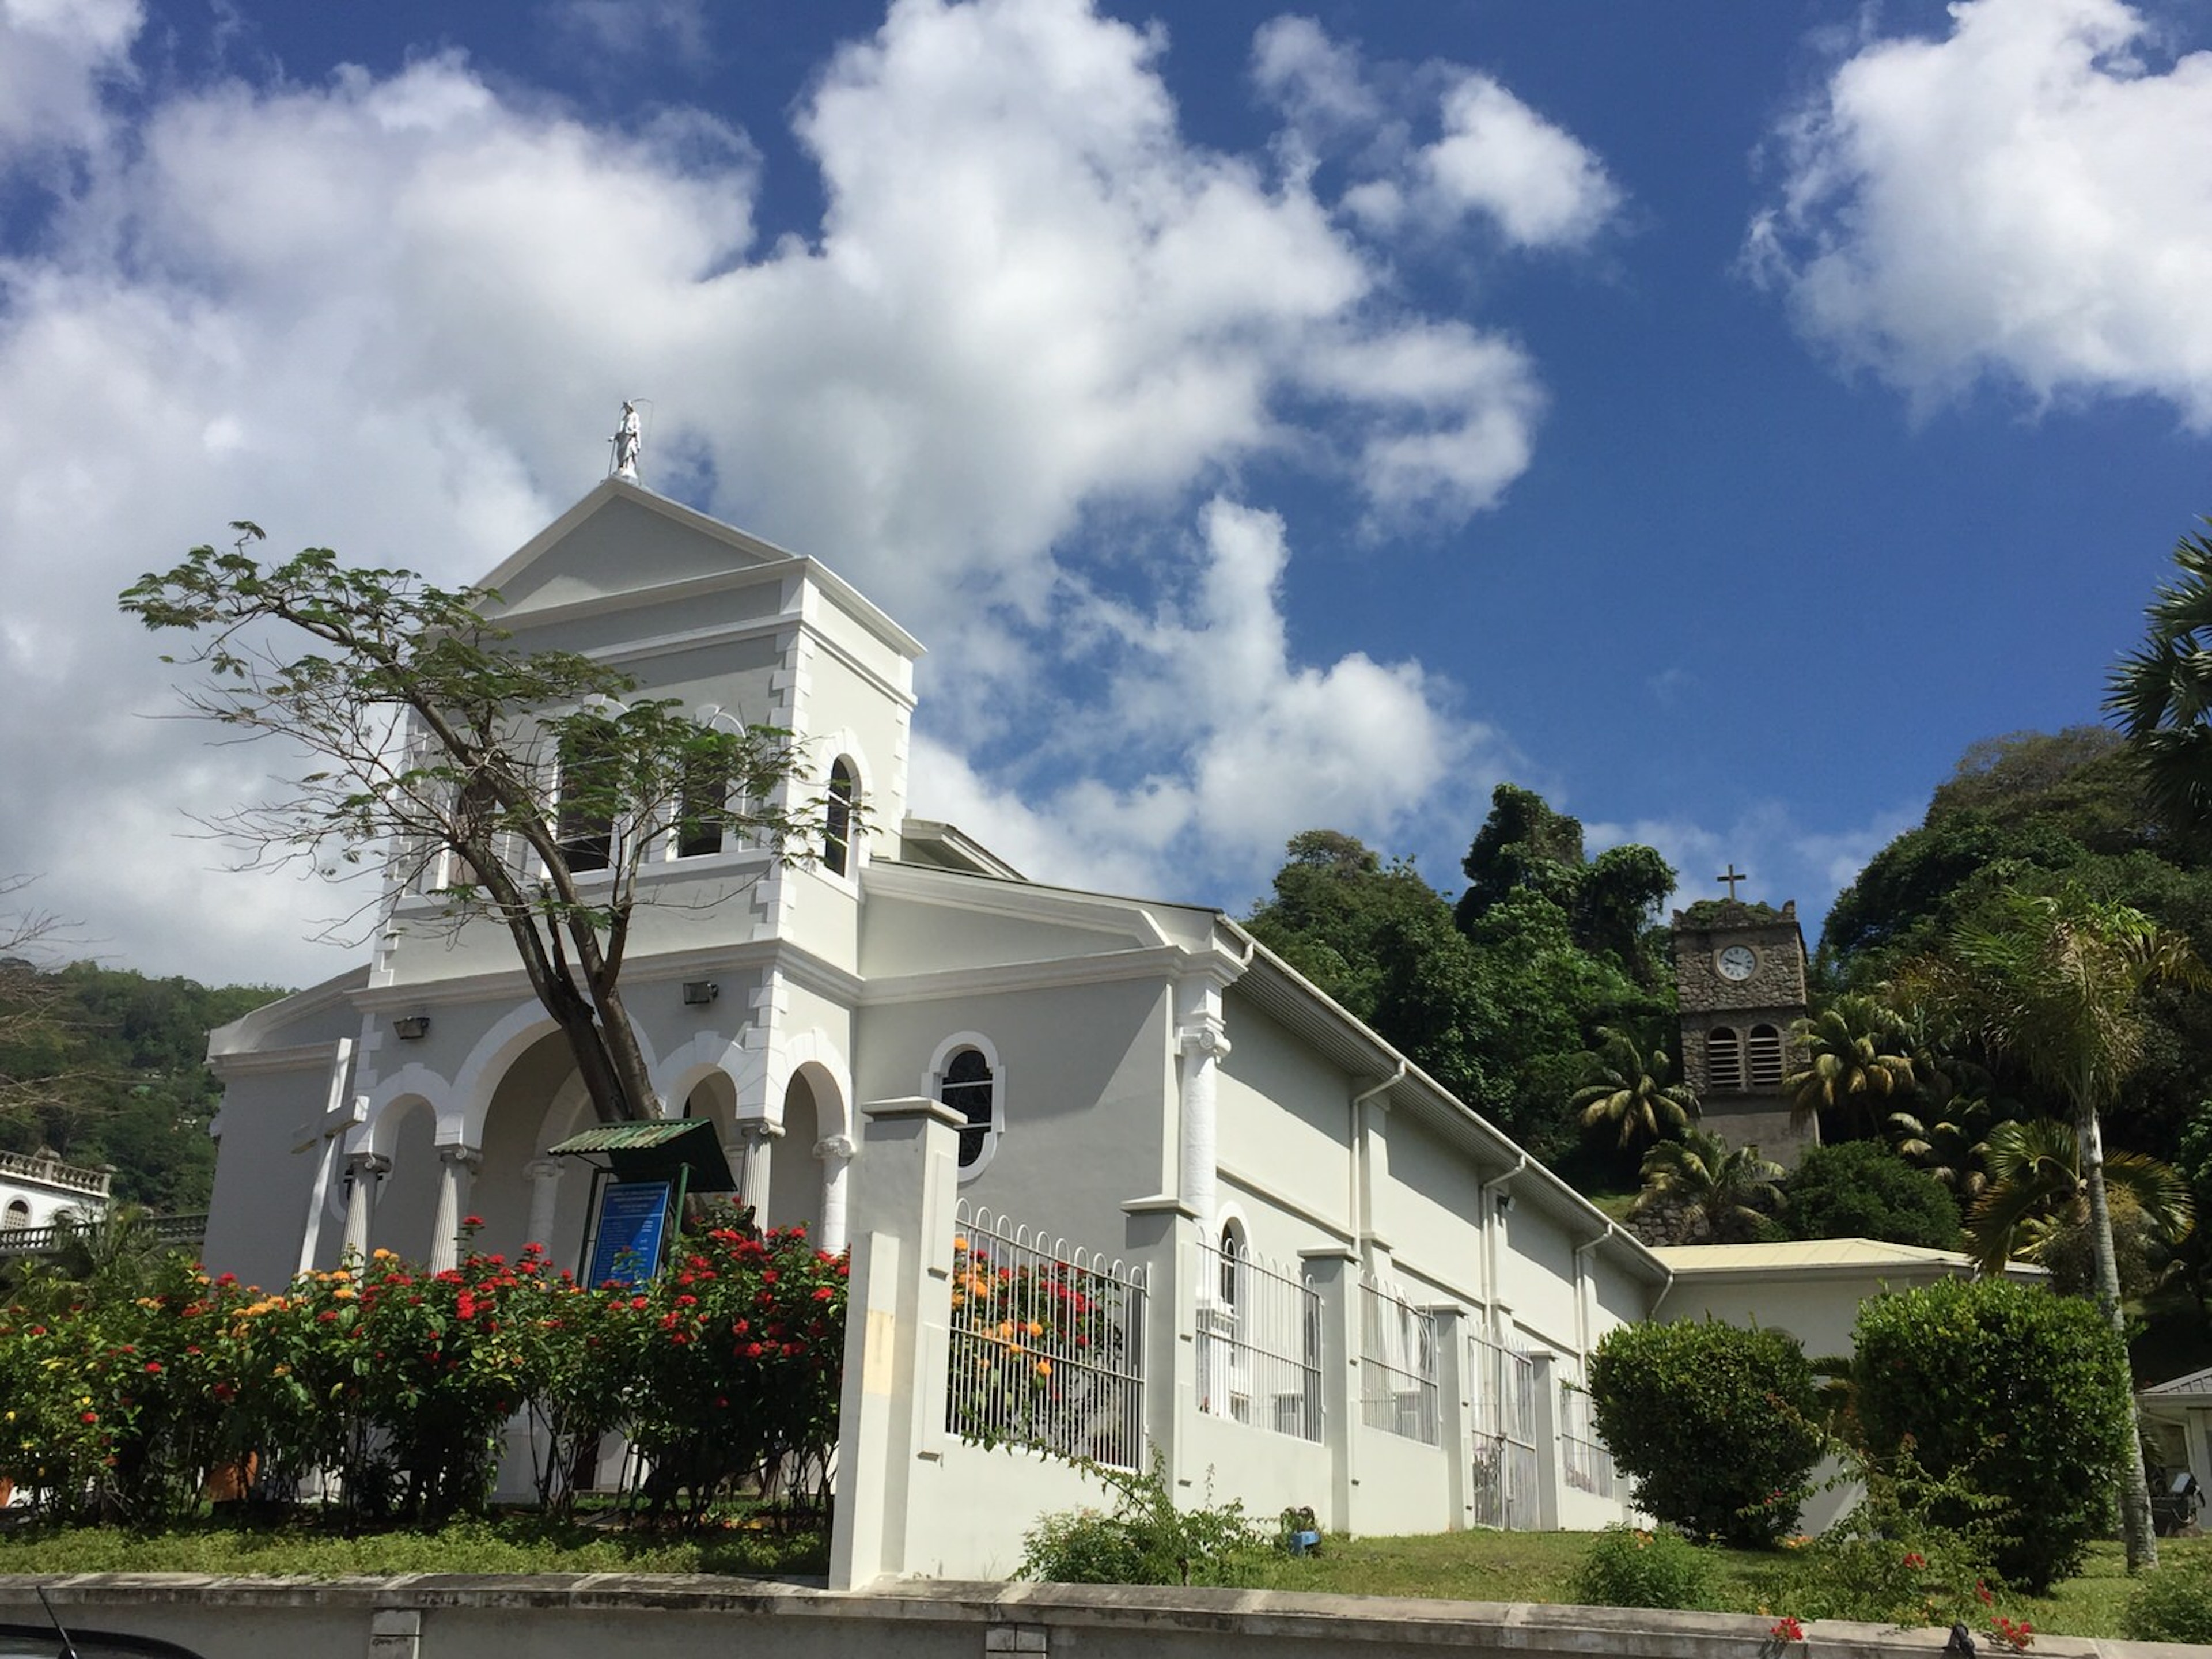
587,1179,672,1288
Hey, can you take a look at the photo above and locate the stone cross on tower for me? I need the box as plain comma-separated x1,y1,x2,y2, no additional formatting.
1715,863,1748,901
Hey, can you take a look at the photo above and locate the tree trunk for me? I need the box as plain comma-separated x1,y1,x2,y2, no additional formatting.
2081,1104,2158,1571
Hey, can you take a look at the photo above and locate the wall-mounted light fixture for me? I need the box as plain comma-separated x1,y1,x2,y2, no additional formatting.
683,981,719,1007
1494,1192,1515,1218
394,1014,431,1040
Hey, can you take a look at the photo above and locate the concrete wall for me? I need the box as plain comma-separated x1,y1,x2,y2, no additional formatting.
0,1575,2135,1659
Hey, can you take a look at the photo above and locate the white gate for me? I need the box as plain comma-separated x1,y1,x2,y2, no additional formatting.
1469,1330,1540,1529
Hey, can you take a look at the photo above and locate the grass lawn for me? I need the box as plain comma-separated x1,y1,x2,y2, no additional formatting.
5,1517,2206,1640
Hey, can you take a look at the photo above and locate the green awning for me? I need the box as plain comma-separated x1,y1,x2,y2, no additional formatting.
548,1118,736,1193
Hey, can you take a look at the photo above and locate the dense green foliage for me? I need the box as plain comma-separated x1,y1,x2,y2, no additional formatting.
1566,1525,1714,1610
1632,1130,1785,1244
0,1213,846,1529
0,960,282,1210
1245,790,1677,1165
1851,1277,2132,1592
1783,1141,1961,1249
1586,1319,1822,1544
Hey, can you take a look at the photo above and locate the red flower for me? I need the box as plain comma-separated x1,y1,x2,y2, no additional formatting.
143,1361,162,1373
812,1286,835,1302
462,1215,484,1228
745,1342,765,1358
80,1411,97,1424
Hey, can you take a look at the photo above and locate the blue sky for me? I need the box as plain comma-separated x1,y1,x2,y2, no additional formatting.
4,0,2210,987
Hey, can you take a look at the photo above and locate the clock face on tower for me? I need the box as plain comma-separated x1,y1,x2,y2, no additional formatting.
1717,944,1758,983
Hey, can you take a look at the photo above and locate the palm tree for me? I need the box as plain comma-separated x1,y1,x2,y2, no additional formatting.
1964,1117,2194,1278
2107,526,2212,834
1885,1092,2000,1199
1785,994,1917,1138
1930,885,2208,1571
1632,1128,1783,1244
1571,1027,1699,1153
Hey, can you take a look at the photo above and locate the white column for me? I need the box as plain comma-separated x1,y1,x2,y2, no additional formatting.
1177,1017,1229,1236
429,1144,480,1273
340,1153,388,1259
814,1134,856,1253
728,1119,784,1223
524,1158,565,1253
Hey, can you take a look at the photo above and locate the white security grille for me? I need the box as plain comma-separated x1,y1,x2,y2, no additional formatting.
1359,1278,1440,1445
946,1201,1146,1469
1194,1239,1322,1441
1559,1371,1619,1499
1469,1330,1541,1528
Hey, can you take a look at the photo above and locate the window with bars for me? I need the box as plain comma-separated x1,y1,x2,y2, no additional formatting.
940,1047,995,1171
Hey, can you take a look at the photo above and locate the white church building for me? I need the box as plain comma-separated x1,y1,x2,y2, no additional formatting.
199,474,1980,1579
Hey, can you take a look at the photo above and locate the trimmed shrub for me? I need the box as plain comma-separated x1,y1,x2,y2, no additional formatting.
1852,1276,2131,1592
2124,1555,2212,1644
1567,1525,1716,1610
1588,1318,1824,1544
1785,1141,1961,1249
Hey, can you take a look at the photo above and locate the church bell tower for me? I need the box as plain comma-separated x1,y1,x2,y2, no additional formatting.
1672,868,1817,1168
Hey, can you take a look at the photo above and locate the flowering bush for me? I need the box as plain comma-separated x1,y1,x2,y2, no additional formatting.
624,1221,847,1526
1565,1524,1717,1612
0,1212,848,1531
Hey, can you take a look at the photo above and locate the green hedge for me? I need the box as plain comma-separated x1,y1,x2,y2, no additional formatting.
1588,1319,1823,1544
1852,1276,2130,1593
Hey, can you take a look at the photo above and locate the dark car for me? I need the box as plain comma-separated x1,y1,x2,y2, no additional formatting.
0,1622,210,1658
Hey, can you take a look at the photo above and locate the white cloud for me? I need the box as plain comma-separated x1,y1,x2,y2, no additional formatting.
910,497,1495,893
1749,0,2212,422
0,0,1602,983
0,0,140,164
552,0,713,70
1253,23,1620,252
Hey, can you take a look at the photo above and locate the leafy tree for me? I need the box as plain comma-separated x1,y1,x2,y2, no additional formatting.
1783,1139,1961,1249
1921,886,2207,1570
1785,994,1919,1139
1853,1276,2134,1592
1588,1318,1824,1544
120,529,814,1125
1964,1117,2192,1284
1570,1027,1697,1154
1631,1128,1783,1244
1456,784,1676,986
2108,527,2212,840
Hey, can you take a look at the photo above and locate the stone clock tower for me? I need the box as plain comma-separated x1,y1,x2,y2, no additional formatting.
1672,870,1817,1168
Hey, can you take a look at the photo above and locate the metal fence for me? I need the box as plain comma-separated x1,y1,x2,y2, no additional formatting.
1558,1370,1619,1499
1358,1278,1440,1445
1469,1329,1541,1528
946,1200,1146,1468
1194,1239,1322,1441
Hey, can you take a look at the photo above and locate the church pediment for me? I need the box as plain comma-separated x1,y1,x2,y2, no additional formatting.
476,478,796,619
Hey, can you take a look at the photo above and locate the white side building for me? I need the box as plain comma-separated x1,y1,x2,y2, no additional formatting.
0,1148,112,1234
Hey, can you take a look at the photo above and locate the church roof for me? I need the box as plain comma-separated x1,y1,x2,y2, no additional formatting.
1650,1238,2040,1282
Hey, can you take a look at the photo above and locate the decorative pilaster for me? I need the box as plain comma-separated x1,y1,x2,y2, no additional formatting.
429,1144,481,1274
814,1134,857,1253
1176,1017,1230,1236
728,1119,785,1221
524,1158,565,1254
340,1153,389,1259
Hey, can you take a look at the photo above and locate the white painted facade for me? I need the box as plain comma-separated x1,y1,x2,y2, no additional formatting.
197,480,1982,1568
0,1147,111,1233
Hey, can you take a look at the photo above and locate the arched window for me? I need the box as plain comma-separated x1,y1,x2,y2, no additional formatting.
556,722,618,874
674,751,727,857
939,1046,994,1169
2,1199,29,1230
824,757,856,877
1705,1027,1743,1091
1218,1218,1247,1308
1747,1024,1784,1089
